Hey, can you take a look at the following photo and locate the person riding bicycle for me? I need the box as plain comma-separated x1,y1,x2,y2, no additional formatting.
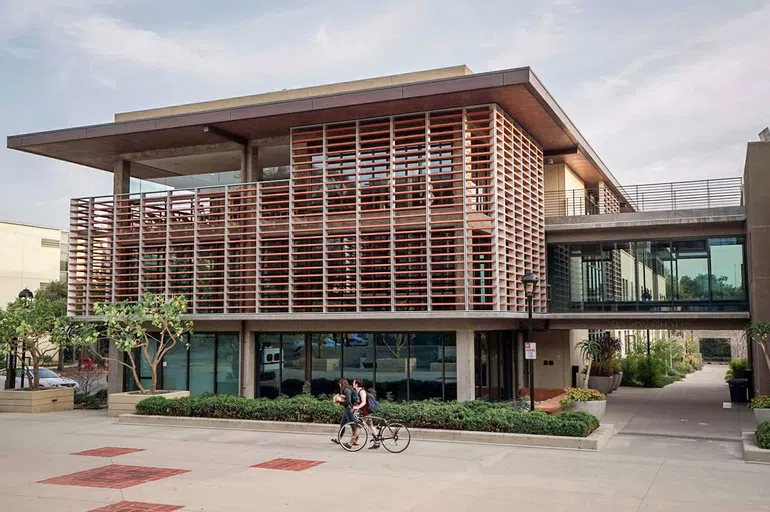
350,378,379,449
331,378,356,445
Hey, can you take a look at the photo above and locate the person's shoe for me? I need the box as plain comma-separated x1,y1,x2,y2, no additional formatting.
331,438,340,444
369,442,380,450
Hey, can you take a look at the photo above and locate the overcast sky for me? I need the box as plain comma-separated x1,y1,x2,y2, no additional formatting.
1,0,768,230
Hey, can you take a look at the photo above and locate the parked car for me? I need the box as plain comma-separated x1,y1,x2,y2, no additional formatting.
0,367,80,392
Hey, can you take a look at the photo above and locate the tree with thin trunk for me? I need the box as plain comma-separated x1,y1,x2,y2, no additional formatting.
0,293,97,390
95,293,192,395
576,338,600,389
745,322,770,378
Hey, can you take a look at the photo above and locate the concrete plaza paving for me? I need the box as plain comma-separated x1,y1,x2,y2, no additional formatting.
1,366,768,511
604,365,757,440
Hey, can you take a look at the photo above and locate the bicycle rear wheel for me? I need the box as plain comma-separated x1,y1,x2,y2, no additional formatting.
338,421,367,452
380,422,410,453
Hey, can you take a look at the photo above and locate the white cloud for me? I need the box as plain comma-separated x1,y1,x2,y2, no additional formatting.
566,3,770,184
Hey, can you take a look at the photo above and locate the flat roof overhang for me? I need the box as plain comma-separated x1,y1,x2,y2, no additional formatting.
7,67,624,198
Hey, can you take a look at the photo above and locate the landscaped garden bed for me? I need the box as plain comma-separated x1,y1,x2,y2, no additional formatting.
135,394,600,438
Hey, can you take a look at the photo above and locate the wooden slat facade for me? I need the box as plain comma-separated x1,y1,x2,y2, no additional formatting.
68,104,546,315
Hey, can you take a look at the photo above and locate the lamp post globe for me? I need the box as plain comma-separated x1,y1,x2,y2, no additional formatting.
520,272,538,411
18,288,33,300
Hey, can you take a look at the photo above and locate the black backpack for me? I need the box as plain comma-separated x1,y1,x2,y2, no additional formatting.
367,390,380,413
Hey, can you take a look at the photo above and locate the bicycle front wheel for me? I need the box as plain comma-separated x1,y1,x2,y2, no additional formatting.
338,421,367,452
380,422,410,453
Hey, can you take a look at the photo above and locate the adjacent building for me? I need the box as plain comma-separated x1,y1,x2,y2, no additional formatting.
7,65,766,399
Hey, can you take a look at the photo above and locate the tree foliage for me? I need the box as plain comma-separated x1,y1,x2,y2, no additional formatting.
0,293,97,390
95,293,192,394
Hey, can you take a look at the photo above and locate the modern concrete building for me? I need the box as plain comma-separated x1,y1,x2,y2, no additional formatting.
6,65,766,399
0,220,68,306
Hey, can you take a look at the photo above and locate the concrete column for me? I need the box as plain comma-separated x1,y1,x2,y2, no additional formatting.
456,328,475,401
242,143,259,184
114,159,131,195
598,181,607,214
107,341,124,394
744,141,770,394
240,322,255,398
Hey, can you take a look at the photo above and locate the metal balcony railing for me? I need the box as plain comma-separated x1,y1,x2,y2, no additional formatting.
544,177,744,217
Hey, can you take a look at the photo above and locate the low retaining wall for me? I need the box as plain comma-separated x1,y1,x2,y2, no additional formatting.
0,388,74,413
743,432,770,464
118,414,614,451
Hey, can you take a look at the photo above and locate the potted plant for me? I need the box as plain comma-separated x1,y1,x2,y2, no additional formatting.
0,290,97,413
559,387,607,421
589,361,614,394
750,395,770,424
576,338,600,390
95,293,193,417
725,358,749,403
583,333,620,394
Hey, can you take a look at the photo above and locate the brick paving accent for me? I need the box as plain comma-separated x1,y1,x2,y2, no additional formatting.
72,447,145,458
88,502,183,512
251,458,325,471
38,465,190,489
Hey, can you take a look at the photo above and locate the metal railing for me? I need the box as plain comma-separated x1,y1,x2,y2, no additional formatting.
544,177,743,217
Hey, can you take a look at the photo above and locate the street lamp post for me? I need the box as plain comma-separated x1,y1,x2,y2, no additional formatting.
521,272,539,412
17,288,33,389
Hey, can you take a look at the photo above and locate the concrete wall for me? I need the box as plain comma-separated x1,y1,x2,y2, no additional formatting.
531,330,574,388
545,163,586,217
744,141,770,394
0,221,66,306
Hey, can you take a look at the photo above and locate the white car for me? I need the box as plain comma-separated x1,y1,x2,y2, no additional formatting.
0,367,80,392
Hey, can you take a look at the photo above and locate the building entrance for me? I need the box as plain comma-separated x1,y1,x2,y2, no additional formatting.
474,331,519,401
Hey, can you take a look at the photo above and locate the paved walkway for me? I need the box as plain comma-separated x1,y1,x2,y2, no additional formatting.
604,365,756,441
1,405,768,511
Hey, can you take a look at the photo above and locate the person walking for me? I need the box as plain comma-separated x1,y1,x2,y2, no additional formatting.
350,378,379,449
331,378,356,444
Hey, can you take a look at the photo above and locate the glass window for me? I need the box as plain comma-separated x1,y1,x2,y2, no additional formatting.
342,333,373,389
708,238,746,301
125,338,157,392
444,334,457,400
162,339,188,391
257,334,281,398
189,333,216,396
281,333,306,397
410,333,445,400
311,333,340,396
672,240,708,301
376,334,409,401
216,334,239,396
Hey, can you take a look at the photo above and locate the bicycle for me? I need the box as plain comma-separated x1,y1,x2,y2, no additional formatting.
337,414,411,453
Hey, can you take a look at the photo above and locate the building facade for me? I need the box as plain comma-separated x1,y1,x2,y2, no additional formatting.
7,65,766,398
0,220,68,306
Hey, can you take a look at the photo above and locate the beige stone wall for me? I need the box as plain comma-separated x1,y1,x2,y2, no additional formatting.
0,221,66,306
0,388,74,413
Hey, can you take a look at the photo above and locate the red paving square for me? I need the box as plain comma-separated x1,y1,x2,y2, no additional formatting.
37,464,190,489
251,458,325,472
72,447,145,458
88,502,183,512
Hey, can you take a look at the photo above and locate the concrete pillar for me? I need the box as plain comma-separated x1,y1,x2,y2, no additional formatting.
744,141,770,394
107,341,124,394
114,159,131,195
240,322,255,398
456,328,475,401
598,181,607,214
242,143,259,184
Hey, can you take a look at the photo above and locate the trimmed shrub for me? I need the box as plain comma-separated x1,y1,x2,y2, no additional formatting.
135,394,599,437
750,395,770,409
757,421,770,450
726,359,749,380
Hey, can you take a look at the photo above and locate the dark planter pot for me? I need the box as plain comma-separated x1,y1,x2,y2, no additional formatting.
728,378,748,403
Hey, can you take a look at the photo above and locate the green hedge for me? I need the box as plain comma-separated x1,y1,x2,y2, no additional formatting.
135,394,599,438
757,421,770,450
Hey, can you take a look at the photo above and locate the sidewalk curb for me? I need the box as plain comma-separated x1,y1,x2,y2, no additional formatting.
118,414,614,451
742,432,770,464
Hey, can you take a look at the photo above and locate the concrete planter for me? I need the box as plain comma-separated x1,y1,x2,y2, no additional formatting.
311,358,339,372
0,387,74,413
611,373,621,391
108,390,189,418
588,376,613,395
377,357,417,372
569,400,607,422
430,362,456,372
616,372,624,389
754,408,770,425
